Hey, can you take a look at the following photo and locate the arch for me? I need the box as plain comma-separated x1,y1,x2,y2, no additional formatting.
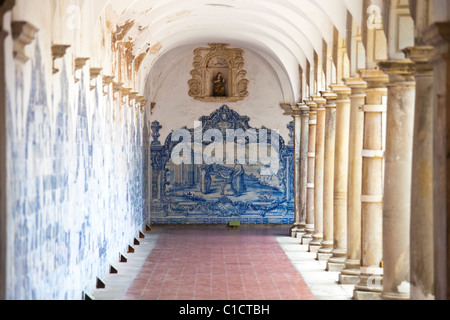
94,0,361,101
383,0,415,60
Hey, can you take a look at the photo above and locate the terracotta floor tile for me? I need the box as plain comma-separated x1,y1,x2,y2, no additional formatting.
124,226,315,300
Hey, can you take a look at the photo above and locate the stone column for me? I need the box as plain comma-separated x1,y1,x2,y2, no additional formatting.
353,69,388,300
423,22,450,301
309,96,326,253
302,100,317,245
299,104,310,237
317,91,337,261
0,1,15,301
404,46,435,300
327,84,351,272
339,78,367,284
378,60,416,300
290,105,305,238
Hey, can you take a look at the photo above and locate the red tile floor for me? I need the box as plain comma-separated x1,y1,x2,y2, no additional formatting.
122,226,315,300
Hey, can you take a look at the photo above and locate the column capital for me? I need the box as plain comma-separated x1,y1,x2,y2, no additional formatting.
403,46,435,63
343,77,368,90
292,103,310,117
103,75,115,84
344,77,368,98
423,22,450,53
90,67,103,80
280,103,294,116
378,60,416,82
297,103,310,114
321,91,338,108
403,46,435,75
11,21,39,64
290,104,303,116
358,69,389,88
304,100,317,112
311,96,326,108
330,84,351,100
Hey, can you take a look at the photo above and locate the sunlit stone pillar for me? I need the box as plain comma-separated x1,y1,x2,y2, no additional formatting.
0,2,15,300
378,60,416,300
423,22,450,301
317,91,337,261
287,105,304,238
339,78,367,284
309,96,326,253
327,84,351,272
302,100,317,245
353,69,388,300
298,103,310,238
404,46,435,300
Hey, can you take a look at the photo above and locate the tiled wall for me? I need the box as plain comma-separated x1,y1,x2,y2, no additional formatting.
150,106,295,225
5,39,150,300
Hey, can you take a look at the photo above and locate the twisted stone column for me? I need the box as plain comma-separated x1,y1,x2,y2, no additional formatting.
302,100,317,245
339,78,367,284
309,96,326,253
378,60,416,300
403,46,435,300
317,91,337,261
327,84,351,272
353,69,388,300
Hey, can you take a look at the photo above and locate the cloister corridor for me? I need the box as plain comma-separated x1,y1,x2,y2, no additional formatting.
1,1,450,311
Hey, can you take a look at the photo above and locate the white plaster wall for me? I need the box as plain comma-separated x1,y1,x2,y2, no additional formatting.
146,45,291,144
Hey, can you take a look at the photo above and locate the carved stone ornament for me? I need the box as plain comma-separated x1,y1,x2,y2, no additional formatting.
188,43,249,103
89,67,103,90
11,21,39,64
74,57,89,83
51,44,71,74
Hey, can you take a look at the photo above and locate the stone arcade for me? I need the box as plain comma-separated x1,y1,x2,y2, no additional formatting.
0,0,450,301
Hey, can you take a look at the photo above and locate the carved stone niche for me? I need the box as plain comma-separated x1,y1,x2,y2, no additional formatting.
188,43,249,103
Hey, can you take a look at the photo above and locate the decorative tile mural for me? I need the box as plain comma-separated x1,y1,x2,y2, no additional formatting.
150,105,295,224
6,38,149,300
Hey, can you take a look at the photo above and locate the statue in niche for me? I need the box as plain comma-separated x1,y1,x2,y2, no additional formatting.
213,72,227,97
188,43,249,102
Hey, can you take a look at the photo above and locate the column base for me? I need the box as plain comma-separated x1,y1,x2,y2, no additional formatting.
291,231,306,239
317,251,333,261
353,271,383,300
296,231,306,239
326,250,347,271
309,243,321,253
304,225,315,235
290,224,306,238
353,290,382,300
301,236,313,245
326,261,345,272
317,241,333,260
339,260,361,284
381,292,410,300
308,234,323,252
339,273,360,285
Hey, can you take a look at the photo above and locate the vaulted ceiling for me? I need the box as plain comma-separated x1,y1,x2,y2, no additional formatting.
93,0,370,102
